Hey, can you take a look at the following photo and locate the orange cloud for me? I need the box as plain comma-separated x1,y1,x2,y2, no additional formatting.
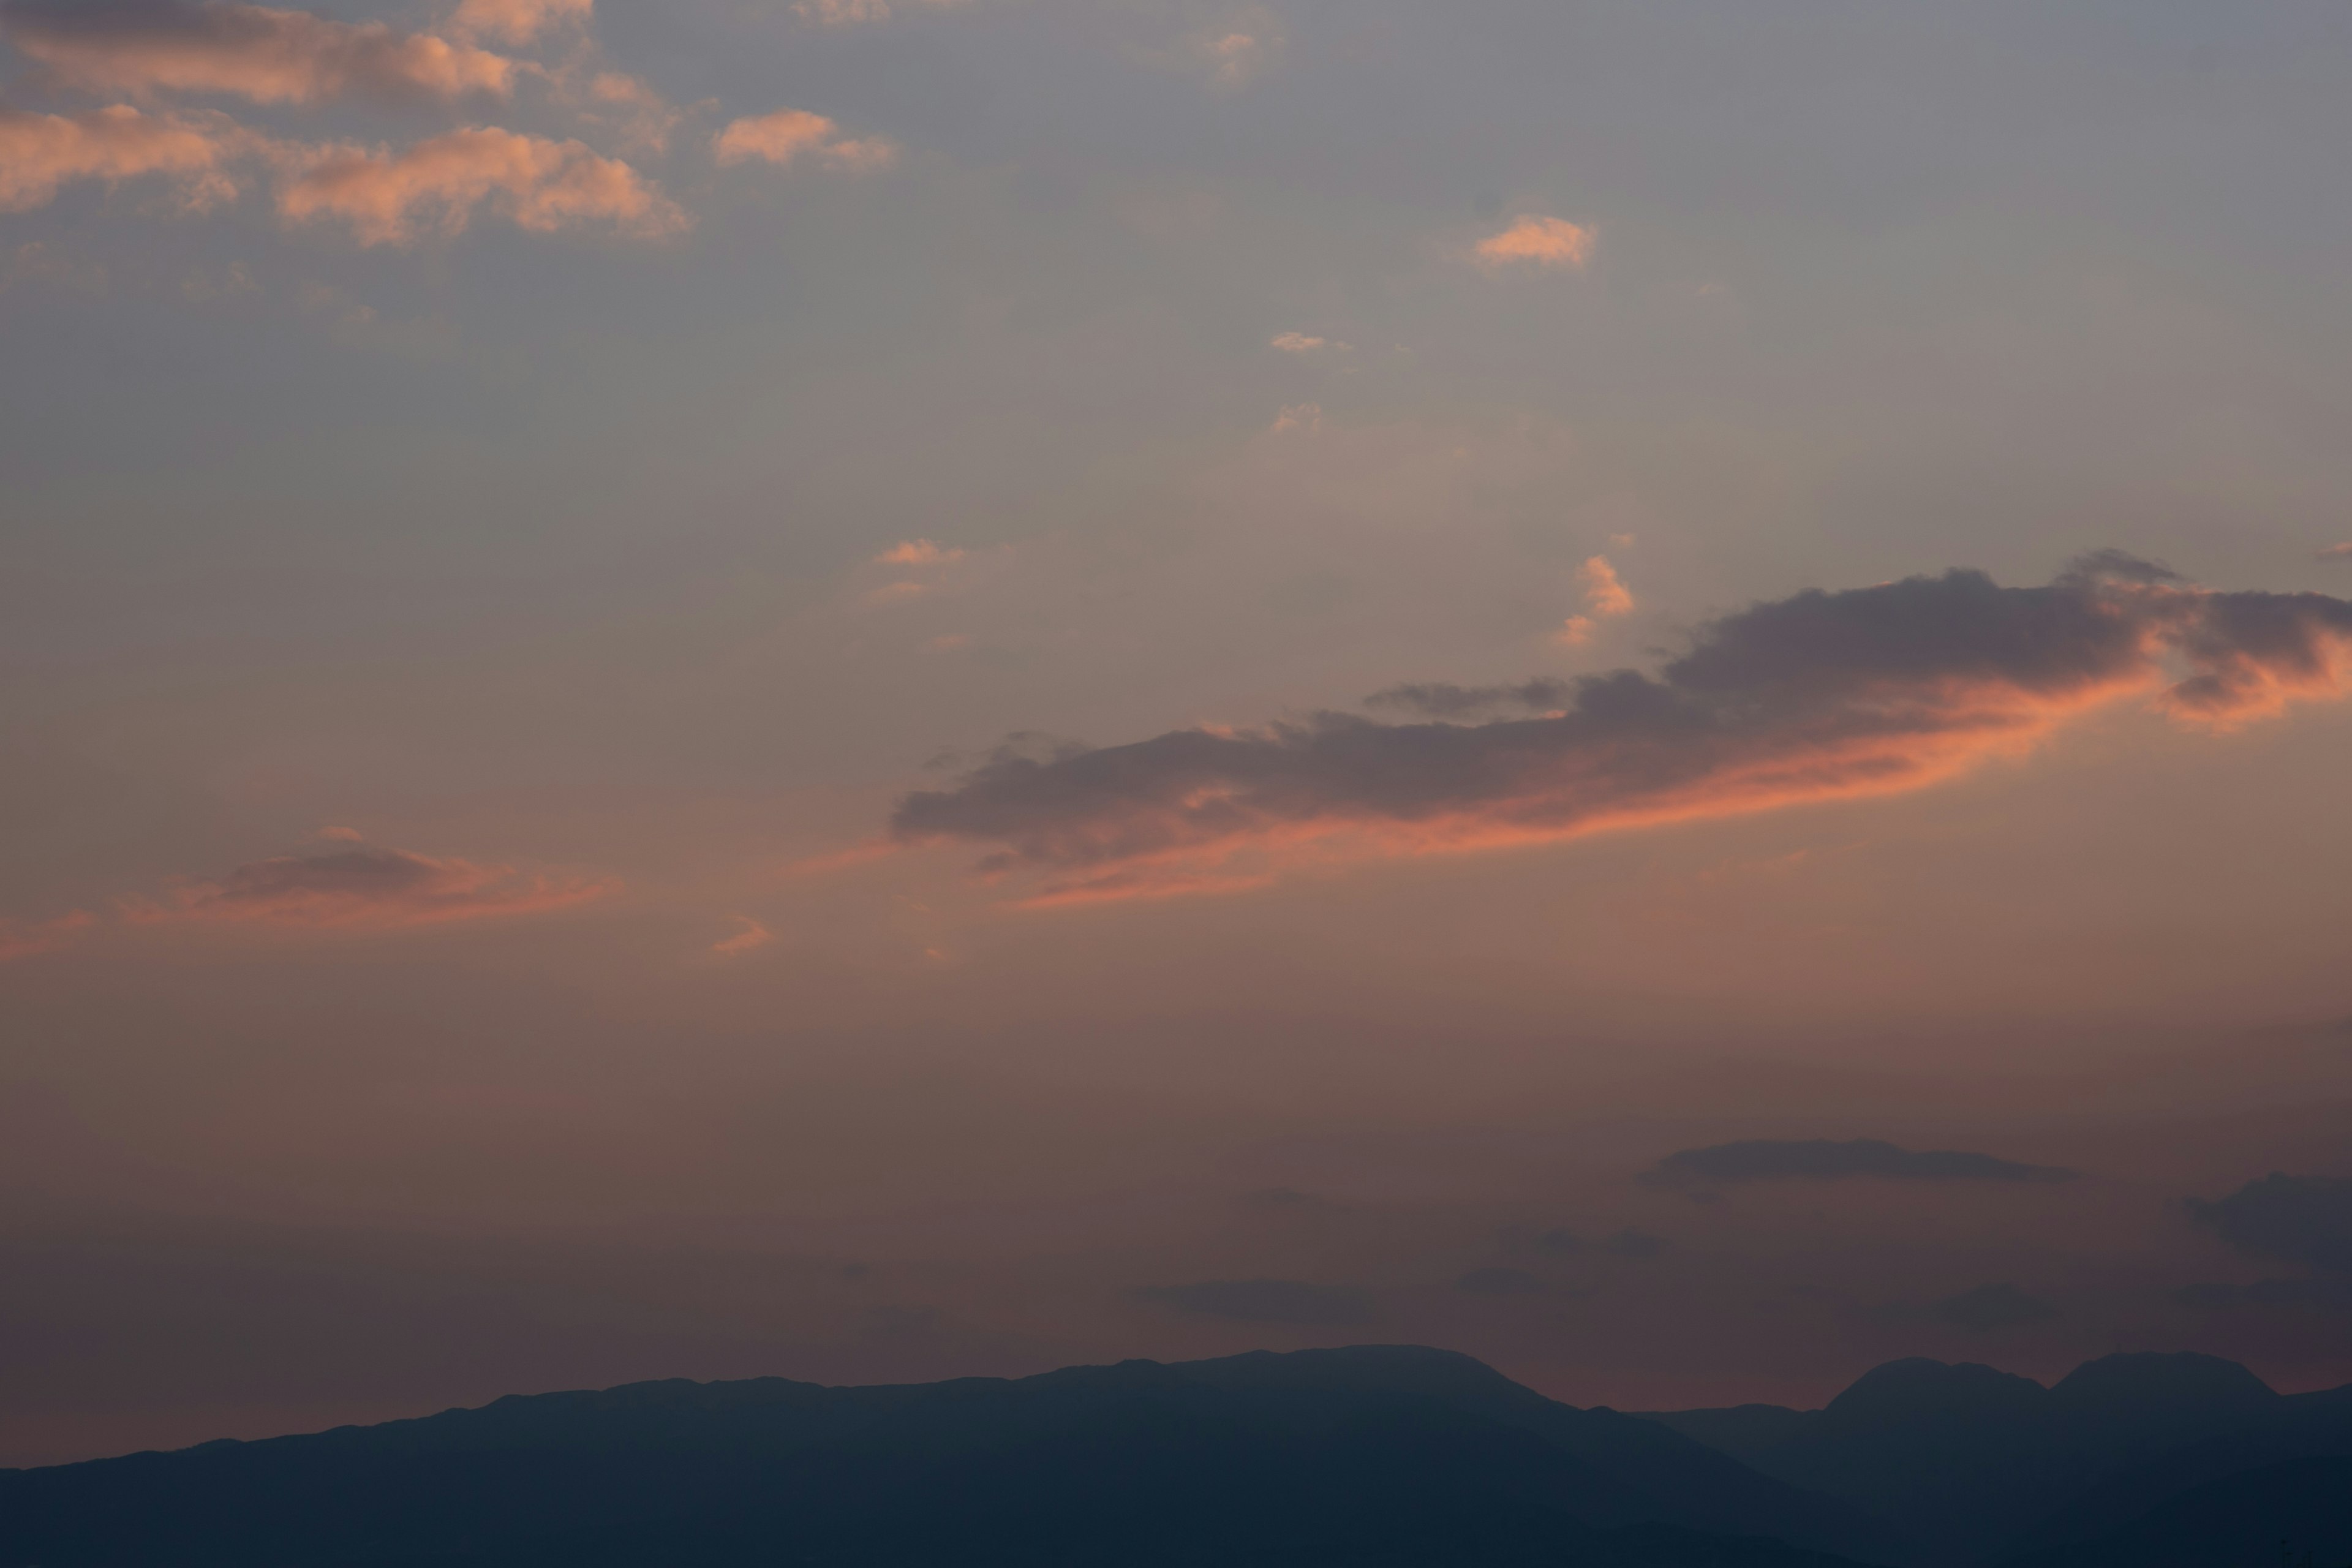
0,0,515,106
277,127,683,246
1474,214,1594,270
876,539,965,567
1578,555,1635,618
0,910,96,963
124,843,613,930
889,555,2352,903
447,0,591,45
712,916,772,956
2321,543,2352,562
712,109,895,173
0,104,245,212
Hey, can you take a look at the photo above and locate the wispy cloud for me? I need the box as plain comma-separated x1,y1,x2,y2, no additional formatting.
447,0,592,45
876,539,966,567
2321,543,2352,562
888,554,2352,903
0,910,96,964
712,916,772,956
791,0,965,25
0,0,517,107
123,843,613,929
712,108,895,173
277,127,684,246
1474,214,1594,270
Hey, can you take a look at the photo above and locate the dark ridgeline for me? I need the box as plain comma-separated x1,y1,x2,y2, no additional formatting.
2,1345,2348,1567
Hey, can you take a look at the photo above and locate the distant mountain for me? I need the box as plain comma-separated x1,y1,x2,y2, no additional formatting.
1637,1352,2352,1567
0,1346,1891,1568
2002,1457,2352,1568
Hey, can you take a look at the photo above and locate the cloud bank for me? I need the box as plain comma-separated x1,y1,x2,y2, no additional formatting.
1643,1139,2079,1189
888,556,2352,903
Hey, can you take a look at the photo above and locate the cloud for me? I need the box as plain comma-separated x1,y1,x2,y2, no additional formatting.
712,109,895,173
0,0,516,107
2173,1277,2352,1312
1474,214,1594,270
2188,1173,2352,1275
876,539,966,567
792,0,963,24
1269,402,1321,434
1365,679,1574,720
712,916,772,957
1578,554,1635,618
277,127,683,246
1133,1278,1373,1325
0,104,246,212
446,0,590,45
1642,1139,2079,1189
1455,1266,1542,1296
1534,1227,1666,1259
123,843,612,929
1272,332,1348,353
1932,1283,2060,1331
0,910,96,963
2321,543,2352,562
886,557,2352,903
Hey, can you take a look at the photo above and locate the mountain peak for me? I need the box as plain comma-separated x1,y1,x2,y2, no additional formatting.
1822,1357,2048,1429
2048,1351,2277,1417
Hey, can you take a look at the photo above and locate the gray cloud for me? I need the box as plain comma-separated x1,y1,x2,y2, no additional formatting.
889,558,2352,902
1536,1227,1668,1259
1455,1266,1543,1296
1132,1278,1373,1325
2188,1173,2352,1276
2173,1278,2352,1313
1641,1139,2079,1189
1364,679,1574,719
1932,1283,2060,1331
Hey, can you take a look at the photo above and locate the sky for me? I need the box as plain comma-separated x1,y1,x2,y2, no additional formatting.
4,0,2352,1471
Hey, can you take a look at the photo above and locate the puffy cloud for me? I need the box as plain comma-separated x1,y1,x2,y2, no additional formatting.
0,910,96,963
123,843,612,929
0,0,515,106
1474,214,1594,270
1133,1278,1373,1324
446,0,590,45
2188,1174,2352,1276
0,104,245,212
1932,1283,2060,1331
277,127,683,246
1578,554,1635,618
887,557,2352,902
1642,1139,2079,1189
876,539,965,567
712,108,895,173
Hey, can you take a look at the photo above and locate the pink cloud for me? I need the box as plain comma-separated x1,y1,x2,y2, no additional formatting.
0,910,96,964
446,0,592,45
2321,543,2352,562
711,916,772,957
277,127,684,246
0,0,516,106
876,540,965,567
123,843,613,930
1578,554,1635,617
1474,214,1594,270
713,108,895,172
0,104,246,212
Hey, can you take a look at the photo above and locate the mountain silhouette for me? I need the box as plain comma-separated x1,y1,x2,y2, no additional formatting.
0,1346,1890,1568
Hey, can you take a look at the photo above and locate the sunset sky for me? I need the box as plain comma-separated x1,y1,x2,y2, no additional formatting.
6,0,2352,1471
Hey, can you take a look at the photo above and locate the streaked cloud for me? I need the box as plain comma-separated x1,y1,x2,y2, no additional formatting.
712,108,895,173
0,911,96,964
1643,1139,2079,1189
712,916,772,957
889,556,2352,902
277,127,683,246
1474,214,1594,270
122,842,613,929
446,0,591,46
0,0,516,107
0,104,245,212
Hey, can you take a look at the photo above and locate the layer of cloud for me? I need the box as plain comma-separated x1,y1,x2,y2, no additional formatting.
2189,1173,2352,1275
1365,679,1574,720
122,843,612,929
0,104,244,212
0,911,96,963
0,0,516,107
1643,1139,2079,1189
447,0,591,46
712,109,895,173
887,557,2352,902
1474,214,1594,270
278,127,682,246
1132,1278,1373,1325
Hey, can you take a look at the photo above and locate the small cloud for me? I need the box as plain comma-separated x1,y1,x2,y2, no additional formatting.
1455,1266,1542,1296
1553,615,1595,647
1270,402,1322,434
713,108,895,173
1270,331,1346,353
447,0,592,45
0,910,96,964
712,915,771,957
793,0,965,24
1642,1139,2080,1189
876,539,965,567
277,128,684,247
123,843,612,930
0,104,247,215
2321,543,2352,562
315,825,366,842
1578,554,1635,618
1134,1278,1372,1325
863,580,932,606
1932,1283,2060,1332
1474,214,1594,270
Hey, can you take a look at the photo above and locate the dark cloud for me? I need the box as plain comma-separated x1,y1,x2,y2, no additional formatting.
1364,679,1574,719
1132,1279,1373,1325
1455,1266,1543,1296
889,558,2352,902
2188,1173,2352,1275
2172,1278,2352,1313
1933,1283,2060,1332
1641,1139,2079,1189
